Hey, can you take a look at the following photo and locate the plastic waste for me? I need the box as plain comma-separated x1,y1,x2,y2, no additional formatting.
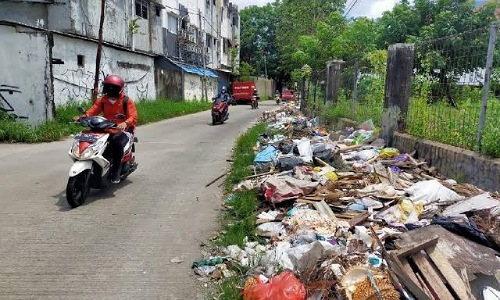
358,119,376,131
483,286,500,300
193,265,217,276
431,216,496,249
379,148,400,159
256,222,285,238
243,271,306,300
405,180,464,205
192,257,227,268
442,193,500,216
355,149,379,161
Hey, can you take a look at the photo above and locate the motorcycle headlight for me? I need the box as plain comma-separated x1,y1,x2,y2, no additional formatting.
71,140,105,159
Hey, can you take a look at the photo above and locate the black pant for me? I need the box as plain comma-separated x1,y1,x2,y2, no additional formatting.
109,132,128,174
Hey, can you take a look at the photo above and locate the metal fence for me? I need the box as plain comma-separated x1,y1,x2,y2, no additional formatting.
330,59,385,126
326,22,500,157
407,24,500,155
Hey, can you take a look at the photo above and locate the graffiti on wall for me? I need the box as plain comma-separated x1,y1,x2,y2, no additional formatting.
56,68,95,100
0,85,27,119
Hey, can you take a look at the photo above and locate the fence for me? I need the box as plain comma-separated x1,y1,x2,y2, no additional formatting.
330,58,385,126
324,22,500,158
408,24,500,156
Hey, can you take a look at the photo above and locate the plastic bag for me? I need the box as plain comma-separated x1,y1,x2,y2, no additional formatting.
243,271,306,300
431,216,495,249
379,148,400,159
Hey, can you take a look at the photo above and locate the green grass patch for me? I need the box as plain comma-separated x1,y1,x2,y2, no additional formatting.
0,99,211,143
211,122,266,300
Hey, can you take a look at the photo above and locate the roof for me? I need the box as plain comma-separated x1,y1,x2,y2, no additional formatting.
173,61,218,78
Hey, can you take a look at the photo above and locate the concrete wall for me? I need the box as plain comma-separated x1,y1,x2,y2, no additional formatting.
394,133,500,192
252,77,275,100
0,24,54,124
0,2,48,28
52,34,155,105
155,68,183,100
183,73,218,101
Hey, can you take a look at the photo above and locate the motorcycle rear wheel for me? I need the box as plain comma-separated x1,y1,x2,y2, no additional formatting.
66,170,91,208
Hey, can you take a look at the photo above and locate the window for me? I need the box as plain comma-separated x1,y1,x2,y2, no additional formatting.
155,7,161,17
206,34,212,47
135,0,148,19
77,55,85,68
167,13,178,34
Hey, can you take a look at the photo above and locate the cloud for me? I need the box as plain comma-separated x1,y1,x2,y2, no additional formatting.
347,0,398,18
233,0,403,18
231,0,273,9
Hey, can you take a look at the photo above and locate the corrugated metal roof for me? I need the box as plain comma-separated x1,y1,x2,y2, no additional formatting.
175,62,218,78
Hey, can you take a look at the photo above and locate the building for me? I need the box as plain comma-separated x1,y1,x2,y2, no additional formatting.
0,0,240,123
156,0,240,101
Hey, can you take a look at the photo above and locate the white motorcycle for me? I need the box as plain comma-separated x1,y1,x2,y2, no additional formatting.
66,109,137,208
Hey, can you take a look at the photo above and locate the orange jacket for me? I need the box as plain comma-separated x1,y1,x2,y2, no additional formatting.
85,93,138,130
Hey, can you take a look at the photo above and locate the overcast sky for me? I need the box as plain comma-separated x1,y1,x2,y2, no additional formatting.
232,0,401,19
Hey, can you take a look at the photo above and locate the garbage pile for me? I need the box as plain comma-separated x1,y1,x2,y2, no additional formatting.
195,105,500,300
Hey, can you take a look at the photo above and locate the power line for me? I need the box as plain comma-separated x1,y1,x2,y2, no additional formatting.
344,0,360,17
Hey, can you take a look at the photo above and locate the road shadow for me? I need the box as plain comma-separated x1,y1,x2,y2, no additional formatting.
54,179,133,211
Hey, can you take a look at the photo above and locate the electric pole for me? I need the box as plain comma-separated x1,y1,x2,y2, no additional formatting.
92,0,106,103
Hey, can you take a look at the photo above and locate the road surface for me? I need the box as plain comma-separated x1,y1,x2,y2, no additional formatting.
0,101,274,299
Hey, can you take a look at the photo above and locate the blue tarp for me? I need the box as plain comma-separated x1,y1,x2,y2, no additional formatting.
175,62,218,78
254,145,279,164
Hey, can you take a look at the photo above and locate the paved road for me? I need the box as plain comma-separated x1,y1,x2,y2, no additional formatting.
0,101,274,299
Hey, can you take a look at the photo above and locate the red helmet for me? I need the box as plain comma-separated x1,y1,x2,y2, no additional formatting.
103,75,125,89
103,75,124,97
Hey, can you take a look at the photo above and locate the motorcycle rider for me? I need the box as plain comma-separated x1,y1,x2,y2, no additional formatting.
252,88,259,108
73,75,138,183
216,86,230,117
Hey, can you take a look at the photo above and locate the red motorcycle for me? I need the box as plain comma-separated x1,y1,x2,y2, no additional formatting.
211,96,229,125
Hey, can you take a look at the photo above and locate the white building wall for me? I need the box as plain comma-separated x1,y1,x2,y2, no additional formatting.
183,73,217,100
52,34,155,106
48,0,162,54
0,24,54,124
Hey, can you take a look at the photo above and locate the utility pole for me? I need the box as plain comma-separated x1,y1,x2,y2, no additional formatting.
92,0,106,103
199,9,208,101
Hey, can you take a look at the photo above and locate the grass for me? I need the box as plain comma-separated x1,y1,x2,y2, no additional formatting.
210,122,266,300
322,90,500,158
0,99,211,143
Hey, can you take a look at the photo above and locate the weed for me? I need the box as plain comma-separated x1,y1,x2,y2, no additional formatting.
212,123,266,300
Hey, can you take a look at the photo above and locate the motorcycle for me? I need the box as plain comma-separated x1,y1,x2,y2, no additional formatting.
211,96,229,125
66,109,138,208
274,95,281,104
250,95,259,109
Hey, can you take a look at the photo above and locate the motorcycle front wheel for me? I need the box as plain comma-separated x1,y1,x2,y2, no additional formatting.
66,170,91,208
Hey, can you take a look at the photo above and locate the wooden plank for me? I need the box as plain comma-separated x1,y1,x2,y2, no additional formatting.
347,212,370,228
412,252,455,300
368,224,430,300
397,236,439,259
426,246,475,300
415,272,435,299
388,252,432,300
400,260,426,293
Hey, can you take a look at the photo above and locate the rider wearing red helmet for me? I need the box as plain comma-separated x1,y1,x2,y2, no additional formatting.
74,75,138,183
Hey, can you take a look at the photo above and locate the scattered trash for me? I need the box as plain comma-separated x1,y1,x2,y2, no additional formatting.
243,271,306,300
193,106,500,300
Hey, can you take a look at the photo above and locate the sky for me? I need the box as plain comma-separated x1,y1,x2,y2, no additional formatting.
231,0,401,19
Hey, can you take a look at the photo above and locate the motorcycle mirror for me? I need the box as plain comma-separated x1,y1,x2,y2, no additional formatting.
115,113,126,120
77,107,85,114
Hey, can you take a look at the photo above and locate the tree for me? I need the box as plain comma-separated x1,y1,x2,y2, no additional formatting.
236,61,255,82
276,0,346,74
239,3,279,78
